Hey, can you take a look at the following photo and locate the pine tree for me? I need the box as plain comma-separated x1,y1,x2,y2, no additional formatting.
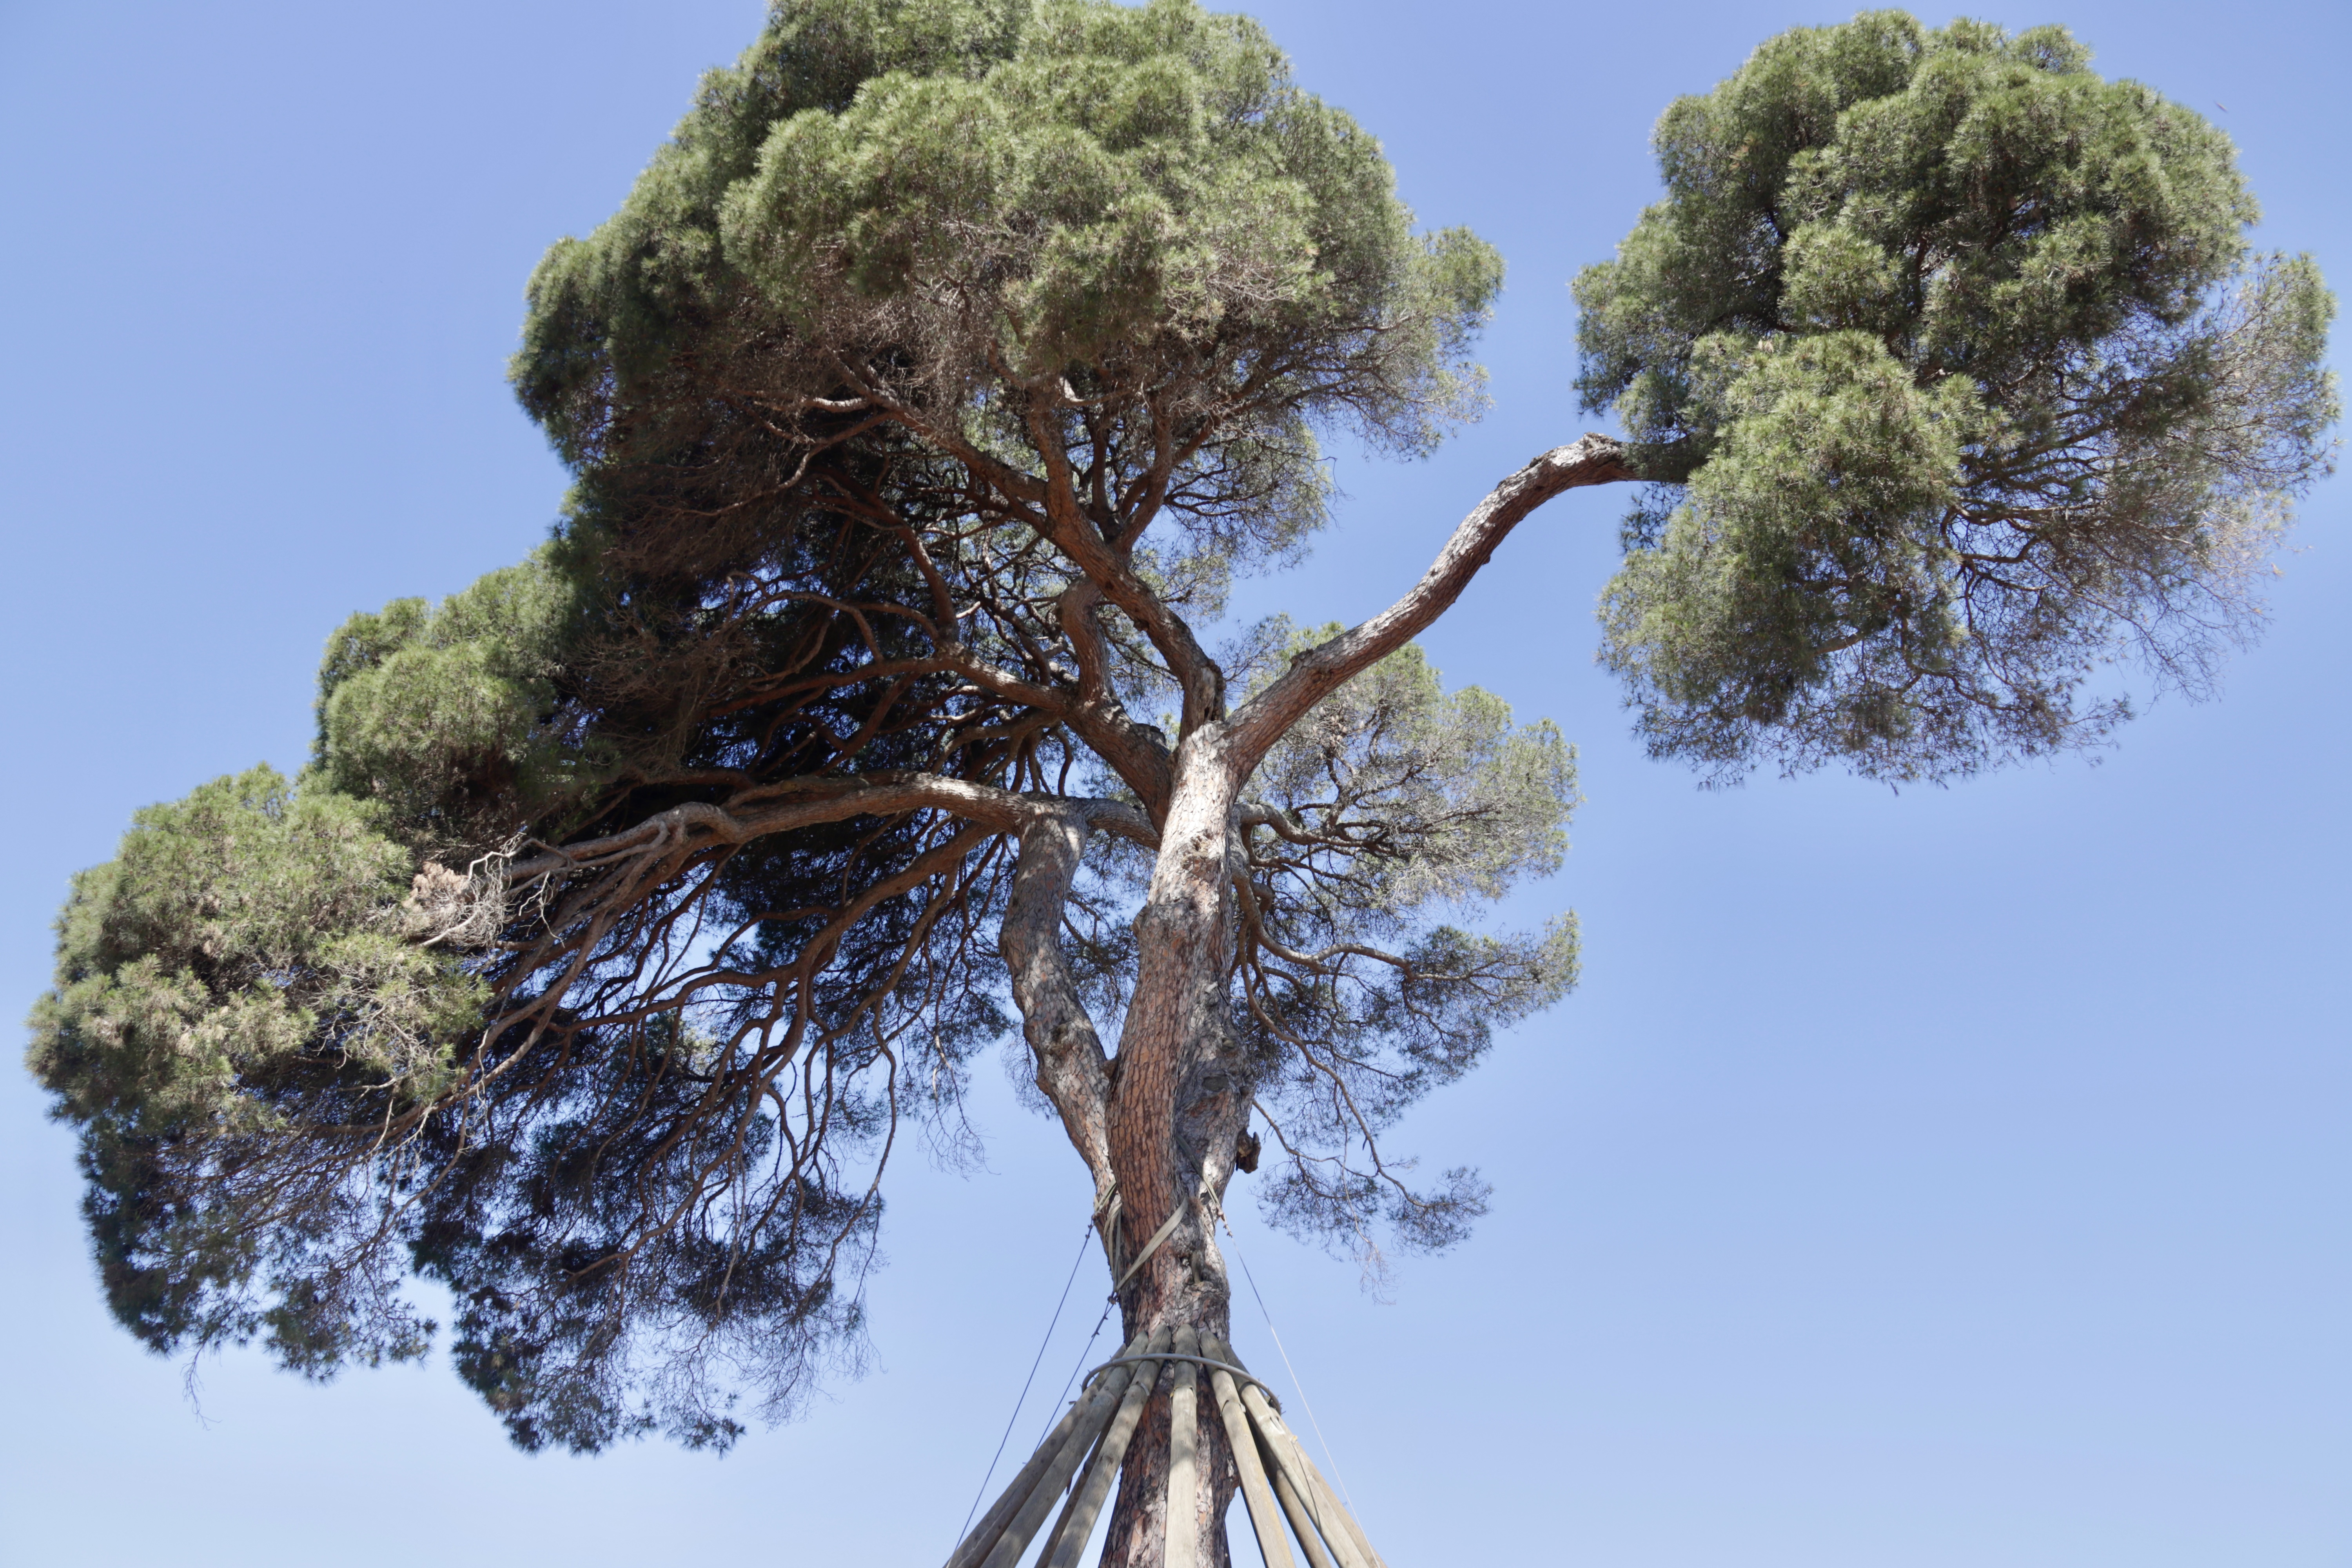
26,5,2333,1561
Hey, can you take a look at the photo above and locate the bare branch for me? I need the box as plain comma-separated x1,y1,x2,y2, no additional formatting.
1224,435,1631,768
505,775,1155,889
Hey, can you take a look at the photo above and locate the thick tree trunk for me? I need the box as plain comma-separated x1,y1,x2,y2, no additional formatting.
1097,1303,1239,1568
998,766,1251,1566
1098,731,1256,1567
993,436,1633,1564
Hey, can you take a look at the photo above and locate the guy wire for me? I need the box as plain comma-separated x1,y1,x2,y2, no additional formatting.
1220,1209,1361,1518
1033,1296,1115,1453
953,1223,1094,1550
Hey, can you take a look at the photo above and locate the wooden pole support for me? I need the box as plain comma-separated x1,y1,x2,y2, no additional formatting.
1206,1337,1374,1568
1254,1424,1337,1568
1039,1325,1174,1568
1231,1374,1384,1568
1294,1446,1387,1568
1032,1422,1107,1568
945,1331,1147,1568
968,1330,1156,1568
1258,1412,1370,1568
1164,1326,1203,1568
1201,1344,1295,1568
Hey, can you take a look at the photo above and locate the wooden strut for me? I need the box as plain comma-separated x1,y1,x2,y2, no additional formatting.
1041,1325,1168,1568
941,1332,1385,1568
949,1331,1148,1568
1164,1326,1204,1568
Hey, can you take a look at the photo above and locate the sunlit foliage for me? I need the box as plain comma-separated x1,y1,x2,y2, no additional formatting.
1577,13,2336,779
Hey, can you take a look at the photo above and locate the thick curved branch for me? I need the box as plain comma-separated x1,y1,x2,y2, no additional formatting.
1000,811,1116,1201
1054,580,1177,814
1022,414,1227,736
1223,434,1632,769
504,775,1155,888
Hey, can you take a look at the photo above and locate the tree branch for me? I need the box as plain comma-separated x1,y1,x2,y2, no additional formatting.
504,775,1155,888
1054,580,1178,815
1000,810,1116,1201
1222,435,1632,769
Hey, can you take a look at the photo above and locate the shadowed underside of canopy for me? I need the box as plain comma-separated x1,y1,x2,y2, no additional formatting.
944,1330,1386,1568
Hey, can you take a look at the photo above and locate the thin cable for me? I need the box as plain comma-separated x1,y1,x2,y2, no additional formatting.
1031,1296,1114,1452
953,1225,1093,1550
1224,1218,1360,1517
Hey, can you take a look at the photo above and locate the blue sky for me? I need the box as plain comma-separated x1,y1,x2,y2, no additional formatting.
0,2,2344,1564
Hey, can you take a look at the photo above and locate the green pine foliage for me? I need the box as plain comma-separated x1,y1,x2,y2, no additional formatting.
514,0,1499,638
1236,630,1581,1253
27,768,476,1370
312,553,591,853
1576,12,2337,780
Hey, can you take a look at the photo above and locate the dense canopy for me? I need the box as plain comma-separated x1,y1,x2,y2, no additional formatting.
29,0,1556,1456
1577,13,2335,779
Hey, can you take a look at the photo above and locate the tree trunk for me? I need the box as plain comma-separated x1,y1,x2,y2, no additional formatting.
990,439,1637,1561
1002,705,1276,1565
1097,730,1256,1567
1097,1311,1238,1568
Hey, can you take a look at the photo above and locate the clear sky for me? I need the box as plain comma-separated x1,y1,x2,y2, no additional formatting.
0,2,2344,1564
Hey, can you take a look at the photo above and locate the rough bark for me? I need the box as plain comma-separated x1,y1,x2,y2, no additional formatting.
1098,1344,1237,1568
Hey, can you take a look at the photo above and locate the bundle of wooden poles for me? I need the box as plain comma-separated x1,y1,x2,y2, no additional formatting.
943,1327,1387,1568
